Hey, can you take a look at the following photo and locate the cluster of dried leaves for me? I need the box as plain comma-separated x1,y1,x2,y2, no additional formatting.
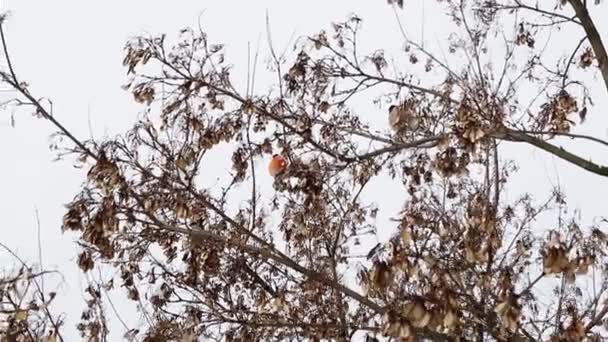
0,0,608,341
0,255,62,342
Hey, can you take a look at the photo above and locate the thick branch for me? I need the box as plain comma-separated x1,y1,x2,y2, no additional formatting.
496,129,608,176
568,0,608,95
586,303,608,332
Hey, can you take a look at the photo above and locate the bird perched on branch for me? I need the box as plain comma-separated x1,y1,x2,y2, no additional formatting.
388,103,420,134
268,154,288,177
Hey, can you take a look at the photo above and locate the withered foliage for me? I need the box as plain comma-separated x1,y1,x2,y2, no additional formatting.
0,253,62,342
0,0,608,341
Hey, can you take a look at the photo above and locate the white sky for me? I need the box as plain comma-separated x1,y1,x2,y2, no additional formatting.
0,1,606,340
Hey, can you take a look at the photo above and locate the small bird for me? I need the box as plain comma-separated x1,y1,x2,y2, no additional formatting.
388,104,420,133
268,154,287,177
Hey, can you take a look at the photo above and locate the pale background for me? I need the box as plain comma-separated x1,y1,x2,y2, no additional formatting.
0,1,606,340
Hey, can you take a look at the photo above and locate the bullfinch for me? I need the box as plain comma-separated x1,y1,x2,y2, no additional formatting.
268,154,287,177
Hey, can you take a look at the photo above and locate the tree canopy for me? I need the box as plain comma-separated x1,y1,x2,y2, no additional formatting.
1,0,608,341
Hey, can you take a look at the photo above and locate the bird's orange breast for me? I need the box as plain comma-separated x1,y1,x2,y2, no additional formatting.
269,155,287,177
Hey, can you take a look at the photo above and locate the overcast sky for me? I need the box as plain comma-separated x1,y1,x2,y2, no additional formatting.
0,1,606,340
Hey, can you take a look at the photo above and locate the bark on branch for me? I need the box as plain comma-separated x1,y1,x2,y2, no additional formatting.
496,129,608,177
568,0,608,95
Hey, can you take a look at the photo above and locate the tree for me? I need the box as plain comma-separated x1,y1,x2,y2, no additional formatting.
1,0,607,340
